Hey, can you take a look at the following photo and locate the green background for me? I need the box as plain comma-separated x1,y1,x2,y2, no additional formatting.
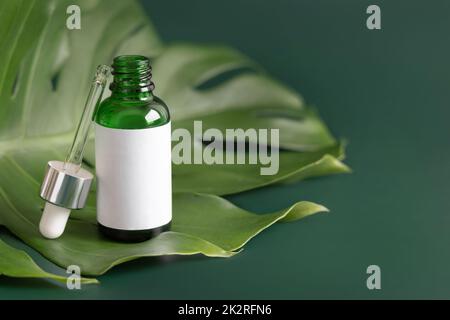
1,0,450,299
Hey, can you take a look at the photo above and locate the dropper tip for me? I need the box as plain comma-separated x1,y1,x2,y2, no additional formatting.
95,64,112,85
39,202,71,239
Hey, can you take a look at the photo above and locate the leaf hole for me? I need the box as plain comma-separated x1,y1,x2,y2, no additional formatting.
51,70,61,91
256,108,305,121
195,66,256,91
11,72,20,98
10,62,24,98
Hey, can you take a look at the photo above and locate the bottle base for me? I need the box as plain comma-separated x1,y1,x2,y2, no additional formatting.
98,221,171,243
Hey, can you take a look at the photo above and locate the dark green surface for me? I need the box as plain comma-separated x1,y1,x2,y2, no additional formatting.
1,0,450,299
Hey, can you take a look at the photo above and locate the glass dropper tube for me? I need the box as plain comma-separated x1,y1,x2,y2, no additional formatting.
39,65,111,239
63,65,111,173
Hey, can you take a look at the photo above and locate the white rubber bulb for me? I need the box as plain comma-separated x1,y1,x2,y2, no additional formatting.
39,202,71,239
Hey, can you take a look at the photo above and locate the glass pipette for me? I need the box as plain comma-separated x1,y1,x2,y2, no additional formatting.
39,65,111,239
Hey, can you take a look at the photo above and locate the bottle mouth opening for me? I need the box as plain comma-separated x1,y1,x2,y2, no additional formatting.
113,55,148,65
112,55,151,73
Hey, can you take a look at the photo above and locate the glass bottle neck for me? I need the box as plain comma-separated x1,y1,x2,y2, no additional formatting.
109,55,155,101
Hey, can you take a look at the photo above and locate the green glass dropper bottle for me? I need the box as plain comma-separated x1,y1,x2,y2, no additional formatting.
95,55,172,242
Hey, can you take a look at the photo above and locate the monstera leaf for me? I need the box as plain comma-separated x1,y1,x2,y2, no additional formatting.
0,0,349,281
0,238,97,283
